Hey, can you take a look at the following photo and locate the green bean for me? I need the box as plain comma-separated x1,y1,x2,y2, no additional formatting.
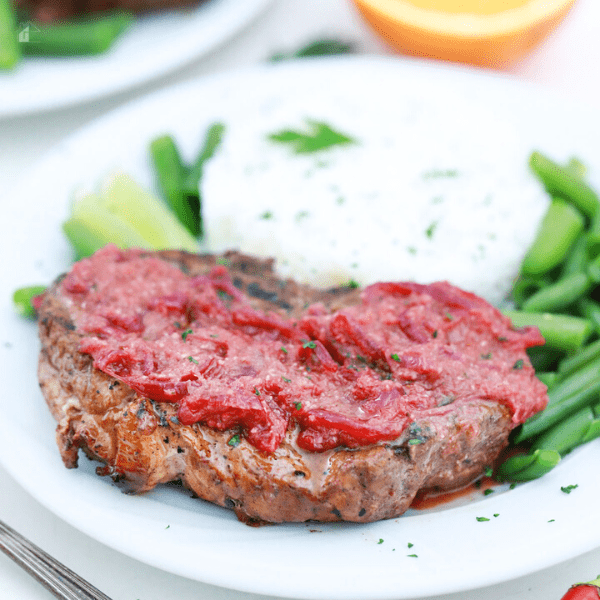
514,372,600,442
12,285,46,318
577,299,600,337
535,371,557,389
521,272,591,313
565,157,587,179
0,0,20,69
21,11,133,56
178,123,226,237
183,123,225,196
560,234,589,278
495,449,561,482
526,345,561,373
511,277,547,308
531,406,598,455
520,198,585,276
149,135,199,236
529,151,600,218
503,310,592,354
557,338,600,380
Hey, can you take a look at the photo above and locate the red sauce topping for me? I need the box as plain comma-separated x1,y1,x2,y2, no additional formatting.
61,246,548,454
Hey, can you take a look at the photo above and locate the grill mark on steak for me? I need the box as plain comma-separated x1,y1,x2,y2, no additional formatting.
36,249,544,524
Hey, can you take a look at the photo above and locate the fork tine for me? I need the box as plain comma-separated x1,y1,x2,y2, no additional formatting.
0,519,113,600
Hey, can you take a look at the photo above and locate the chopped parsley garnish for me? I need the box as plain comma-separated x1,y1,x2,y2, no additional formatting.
483,489,495,496
481,352,492,360
425,221,438,239
181,329,193,341
476,516,490,522
303,340,317,349
268,119,357,154
270,39,355,62
391,353,401,362
282,376,291,383
408,439,424,445
432,330,438,338
513,359,524,370
295,402,302,410
407,554,418,558
187,356,199,364
228,434,241,447
561,484,578,494
281,346,288,354
377,538,384,544
484,466,493,477
254,388,260,396
347,279,359,289
407,542,414,548
259,210,274,220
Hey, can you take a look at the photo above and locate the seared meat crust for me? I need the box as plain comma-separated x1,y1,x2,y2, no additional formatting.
37,250,513,524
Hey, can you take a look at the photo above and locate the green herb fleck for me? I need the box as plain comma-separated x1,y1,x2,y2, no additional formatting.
187,356,199,364
268,119,357,154
484,466,493,477
483,489,495,496
282,376,291,383
281,346,288,354
445,312,454,321
561,484,578,494
493,513,500,518
260,210,274,220
295,401,302,410
548,519,555,523
476,516,490,522
481,352,492,360
425,221,438,239
407,542,414,548
181,329,193,341
303,340,317,349
407,554,418,558
270,39,355,61
377,538,384,545
408,439,424,446
228,434,241,447
513,359,524,370
391,353,401,362
432,330,438,338
347,279,359,289
254,388,260,396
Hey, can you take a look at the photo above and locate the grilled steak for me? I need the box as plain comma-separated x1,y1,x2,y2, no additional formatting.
36,246,547,524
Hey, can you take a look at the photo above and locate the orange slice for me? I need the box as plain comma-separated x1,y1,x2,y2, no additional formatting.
352,0,577,68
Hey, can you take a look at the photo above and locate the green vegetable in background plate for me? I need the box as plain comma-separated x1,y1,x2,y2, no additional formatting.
0,0,20,69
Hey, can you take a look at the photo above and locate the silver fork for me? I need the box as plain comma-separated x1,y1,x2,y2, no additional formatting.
0,518,113,600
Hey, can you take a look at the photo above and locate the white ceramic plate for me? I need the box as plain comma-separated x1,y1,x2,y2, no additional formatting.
1,57,600,600
0,0,272,117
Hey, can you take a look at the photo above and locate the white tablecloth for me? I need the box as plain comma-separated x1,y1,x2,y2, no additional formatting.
2,1,600,598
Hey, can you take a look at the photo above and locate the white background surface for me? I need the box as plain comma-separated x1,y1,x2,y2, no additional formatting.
2,0,600,599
